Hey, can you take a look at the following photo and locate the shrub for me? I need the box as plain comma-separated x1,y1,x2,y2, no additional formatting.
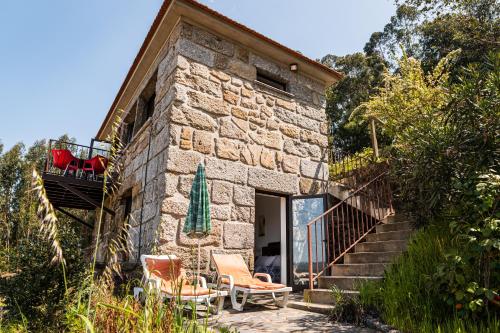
330,285,365,325
431,173,500,318
63,279,228,333
360,222,499,332
0,223,86,331
359,224,452,331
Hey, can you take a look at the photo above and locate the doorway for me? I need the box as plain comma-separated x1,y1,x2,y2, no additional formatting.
254,192,287,284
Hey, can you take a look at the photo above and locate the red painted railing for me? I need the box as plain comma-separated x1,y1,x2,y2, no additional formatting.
307,171,393,289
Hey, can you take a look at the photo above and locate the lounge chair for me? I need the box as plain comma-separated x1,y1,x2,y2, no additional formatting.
211,253,291,311
139,254,226,314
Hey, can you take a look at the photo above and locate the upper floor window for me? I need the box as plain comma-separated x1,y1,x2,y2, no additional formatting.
257,70,287,92
136,73,157,130
145,92,156,120
121,72,158,144
123,121,135,146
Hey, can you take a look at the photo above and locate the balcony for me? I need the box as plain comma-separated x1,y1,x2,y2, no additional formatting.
42,139,115,226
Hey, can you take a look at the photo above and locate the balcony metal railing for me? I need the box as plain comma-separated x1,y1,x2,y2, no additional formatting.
44,139,111,181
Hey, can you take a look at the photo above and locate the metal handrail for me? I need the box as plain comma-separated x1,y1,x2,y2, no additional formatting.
329,148,382,180
307,170,393,289
44,139,111,178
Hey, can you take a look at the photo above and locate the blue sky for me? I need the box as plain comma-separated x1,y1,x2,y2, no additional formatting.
0,0,395,151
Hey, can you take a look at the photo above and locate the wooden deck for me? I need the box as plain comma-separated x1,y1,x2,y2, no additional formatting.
42,172,114,228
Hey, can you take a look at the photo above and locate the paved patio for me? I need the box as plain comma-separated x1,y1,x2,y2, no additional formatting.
206,298,376,333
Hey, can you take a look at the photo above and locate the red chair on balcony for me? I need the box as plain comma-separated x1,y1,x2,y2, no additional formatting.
82,155,108,180
51,149,79,176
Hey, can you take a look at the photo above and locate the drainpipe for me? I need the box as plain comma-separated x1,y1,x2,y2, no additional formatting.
134,122,154,266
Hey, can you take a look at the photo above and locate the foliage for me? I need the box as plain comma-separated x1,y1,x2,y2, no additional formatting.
326,0,499,154
359,224,452,331
0,220,87,331
432,173,500,318
329,286,365,325
0,138,90,331
64,281,216,333
355,51,499,224
321,52,389,153
360,222,499,332
371,0,500,74
354,51,455,220
329,147,377,180
354,50,456,139
356,51,499,331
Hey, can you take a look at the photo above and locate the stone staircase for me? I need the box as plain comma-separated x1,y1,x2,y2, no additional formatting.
297,214,412,310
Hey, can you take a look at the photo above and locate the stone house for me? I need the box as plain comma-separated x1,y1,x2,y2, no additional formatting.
94,0,341,289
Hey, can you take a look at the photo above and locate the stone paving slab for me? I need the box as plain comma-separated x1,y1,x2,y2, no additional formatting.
206,299,376,333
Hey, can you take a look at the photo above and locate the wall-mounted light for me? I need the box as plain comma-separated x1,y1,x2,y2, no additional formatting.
290,63,298,72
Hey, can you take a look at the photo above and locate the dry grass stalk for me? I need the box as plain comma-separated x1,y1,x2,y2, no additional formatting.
31,168,65,266
101,220,133,287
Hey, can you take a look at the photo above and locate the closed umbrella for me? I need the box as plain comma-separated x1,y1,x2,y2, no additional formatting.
183,163,211,281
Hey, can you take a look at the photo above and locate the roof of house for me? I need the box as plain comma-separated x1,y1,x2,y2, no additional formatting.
96,0,342,139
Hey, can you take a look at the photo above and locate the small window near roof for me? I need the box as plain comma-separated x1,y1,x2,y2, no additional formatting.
124,121,134,145
257,70,287,92
145,92,156,120
134,72,157,133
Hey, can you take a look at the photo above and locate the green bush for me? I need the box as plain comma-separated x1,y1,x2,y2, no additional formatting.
329,285,365,325
0,224,87,331
431,173,500,318
359,224,452,331
359,222,499,332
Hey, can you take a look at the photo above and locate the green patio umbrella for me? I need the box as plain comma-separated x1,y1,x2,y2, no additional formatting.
183,163,211,278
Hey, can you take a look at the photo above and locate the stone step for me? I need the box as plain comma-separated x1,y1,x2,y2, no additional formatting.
318,275,383,290
332,263,387,276
376,222,412,233
356,240,408,252
366,230,412,242
287,299,335,314
303,288,359,305
344,251,401,264
384,215,412,224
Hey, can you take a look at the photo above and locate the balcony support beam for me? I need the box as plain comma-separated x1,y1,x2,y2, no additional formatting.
58,181,115,216
55,207,94,229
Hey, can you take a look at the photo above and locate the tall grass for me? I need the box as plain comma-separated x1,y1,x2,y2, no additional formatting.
64,280,215,333
359,224,498,332
21,112,231,332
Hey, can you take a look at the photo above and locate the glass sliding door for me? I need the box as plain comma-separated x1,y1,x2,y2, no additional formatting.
289,195,326,289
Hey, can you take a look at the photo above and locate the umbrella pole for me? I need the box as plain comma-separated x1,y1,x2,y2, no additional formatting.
197,238,201,282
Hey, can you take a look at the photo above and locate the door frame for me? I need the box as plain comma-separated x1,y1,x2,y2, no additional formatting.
254,190,289,285
287,193,328,291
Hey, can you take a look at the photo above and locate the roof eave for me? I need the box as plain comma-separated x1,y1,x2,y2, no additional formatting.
96,0,342,139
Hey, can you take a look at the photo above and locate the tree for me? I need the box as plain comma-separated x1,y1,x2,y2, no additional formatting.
355,50,499,223
0,143,26,246
321,52,388,153
364,4,422,65
368,0,500,75
323,0,499,154
0,137,88,329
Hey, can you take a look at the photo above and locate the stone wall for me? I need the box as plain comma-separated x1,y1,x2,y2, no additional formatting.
155,21,330,272
97,20,330,271
95,23,184,263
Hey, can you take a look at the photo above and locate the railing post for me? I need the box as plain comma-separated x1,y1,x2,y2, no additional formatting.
89,138,95,159
307,224,313,290
45,140,52,172
369,118,379,160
